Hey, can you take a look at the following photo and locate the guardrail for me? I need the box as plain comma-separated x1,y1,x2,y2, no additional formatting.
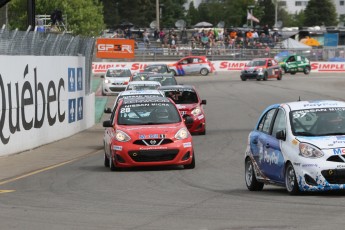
0,27,95,94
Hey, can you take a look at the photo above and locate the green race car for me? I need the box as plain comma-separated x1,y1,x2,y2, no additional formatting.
277,54,311,75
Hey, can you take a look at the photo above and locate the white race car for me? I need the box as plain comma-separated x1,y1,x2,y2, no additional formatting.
245,100,345,194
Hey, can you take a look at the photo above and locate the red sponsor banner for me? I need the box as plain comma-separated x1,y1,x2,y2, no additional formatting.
96,38,135,59
92,61,345,75
311,62,345,72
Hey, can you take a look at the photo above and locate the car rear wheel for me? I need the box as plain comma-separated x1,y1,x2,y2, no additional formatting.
170,70,177,76
200,68,209,76
285,163,300,195
290,72,296,75
241,76,247,81
304,66,310,75
277,71,282,80
245,157,264,191
263,72,268,81
184,152,195,169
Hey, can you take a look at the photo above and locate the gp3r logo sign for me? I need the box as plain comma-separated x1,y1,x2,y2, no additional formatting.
96,38,135,59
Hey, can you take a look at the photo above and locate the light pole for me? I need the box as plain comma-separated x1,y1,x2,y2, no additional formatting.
156,0,160,30
274,0,278,27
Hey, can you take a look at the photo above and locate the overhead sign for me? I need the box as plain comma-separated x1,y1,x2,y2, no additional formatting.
96,38,135,59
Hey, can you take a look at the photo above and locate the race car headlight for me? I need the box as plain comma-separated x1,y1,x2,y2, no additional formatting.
115,130,131,142
299,143,324,158
191,106,202,116
257,68,263,73
104,79,111,84
175,128,189,140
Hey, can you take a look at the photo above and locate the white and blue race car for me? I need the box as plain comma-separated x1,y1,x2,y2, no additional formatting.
245,100,345,194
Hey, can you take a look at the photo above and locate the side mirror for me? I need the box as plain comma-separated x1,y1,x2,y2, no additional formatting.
103,120,113,128
183,115,194,125
201,99,207,105
276,130,286,141
104,107,112,113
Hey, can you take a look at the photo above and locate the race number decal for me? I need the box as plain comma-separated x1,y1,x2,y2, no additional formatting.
120,108,131,113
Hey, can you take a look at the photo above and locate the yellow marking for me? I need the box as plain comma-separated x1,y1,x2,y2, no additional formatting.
0,149,102,186
292,139,298,145
0,190,15,194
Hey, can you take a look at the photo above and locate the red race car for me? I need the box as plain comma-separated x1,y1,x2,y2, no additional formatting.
159,85,207,135
240,58,282,81
102,97,195,170
169,56,215,76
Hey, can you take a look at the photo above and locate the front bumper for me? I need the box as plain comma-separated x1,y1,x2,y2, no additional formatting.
102,83,127,95
111,139,194,167
241,72,264,79
185,114,206,134
296,160,345,192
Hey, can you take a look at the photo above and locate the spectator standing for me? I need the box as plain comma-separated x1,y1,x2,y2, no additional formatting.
201,33,210,49
180,28,188,44
263,24,269,36
143,29,150,47
159,29,165,45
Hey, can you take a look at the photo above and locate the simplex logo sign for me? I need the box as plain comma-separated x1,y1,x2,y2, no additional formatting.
0,63,84,145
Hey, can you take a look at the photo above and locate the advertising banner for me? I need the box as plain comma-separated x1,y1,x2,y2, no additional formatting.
96,38,135,59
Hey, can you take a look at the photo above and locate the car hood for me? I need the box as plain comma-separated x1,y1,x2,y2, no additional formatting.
296,136,345,149
118,123,186,139
175,103,199,111
106,77,130,83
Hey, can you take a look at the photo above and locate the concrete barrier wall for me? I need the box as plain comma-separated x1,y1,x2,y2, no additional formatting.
0,56,95,156
92,61,345,74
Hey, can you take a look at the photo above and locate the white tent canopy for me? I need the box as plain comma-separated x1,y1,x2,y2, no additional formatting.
276,38,311,49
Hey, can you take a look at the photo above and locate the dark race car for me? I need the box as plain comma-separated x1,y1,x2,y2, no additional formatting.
159,85,206,135
240,58,282,81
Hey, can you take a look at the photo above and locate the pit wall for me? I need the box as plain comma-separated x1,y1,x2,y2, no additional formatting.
92,61,345,74
0,56,95,156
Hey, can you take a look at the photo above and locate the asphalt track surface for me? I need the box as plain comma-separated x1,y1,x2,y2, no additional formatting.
1,72,345,230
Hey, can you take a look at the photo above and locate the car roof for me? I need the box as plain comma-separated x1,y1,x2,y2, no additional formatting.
106,67,131,71
159,85,194,90
119,90,163,96
122,96,171,105
283,100,345,111
251,58,270,61
145,64,167,67
128,81,161,85
147,74,175,78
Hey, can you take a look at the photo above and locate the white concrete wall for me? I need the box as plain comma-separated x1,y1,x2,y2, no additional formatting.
0,56,95,156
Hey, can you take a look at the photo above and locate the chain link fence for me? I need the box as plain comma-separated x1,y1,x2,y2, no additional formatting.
0,27,95,94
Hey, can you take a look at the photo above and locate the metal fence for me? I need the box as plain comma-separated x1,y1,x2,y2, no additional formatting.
0,27,95,94
132,46,345,62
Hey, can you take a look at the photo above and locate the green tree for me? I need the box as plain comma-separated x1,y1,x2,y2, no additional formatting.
8,0,104,36
186,1,198,27
159,0,186,28
304,0,337,26
257,0,275,27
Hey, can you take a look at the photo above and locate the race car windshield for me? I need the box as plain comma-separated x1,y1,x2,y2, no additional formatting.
127,85,160,90
106,69,132,77
246,60,266,67
291,107,345,136
147,77,176,86
117,102,181,125
164,90,198,104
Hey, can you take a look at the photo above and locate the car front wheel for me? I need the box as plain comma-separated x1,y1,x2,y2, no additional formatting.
285,163,300,195
200,68,209,76
104,144,110,167
304,66,311,75
184,152,195,169
245,158,264,191
110,154,118,171
241,76,247,81
277,71,282,80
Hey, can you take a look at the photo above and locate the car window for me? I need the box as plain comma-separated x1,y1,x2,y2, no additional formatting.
287,56,295,62
117,102,181,125
296,56,301,61
258,109,276,134
271,109,286,137
106,69,131,77
164,89,198,104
